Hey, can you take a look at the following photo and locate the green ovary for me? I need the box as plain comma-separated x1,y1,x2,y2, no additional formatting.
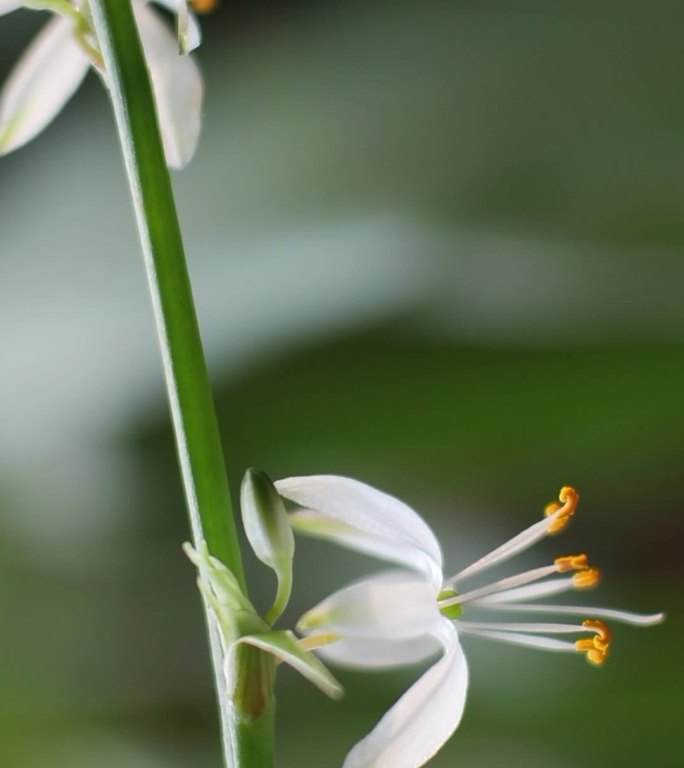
438,588,463,620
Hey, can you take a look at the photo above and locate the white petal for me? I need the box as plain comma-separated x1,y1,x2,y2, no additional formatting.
343,625,468,768
291,509,443,589
277,476,443,587
299,571,443,641
148,0,202,53
0,1,22,15
318,634,441,670
134,3,203,169
0,17,90,155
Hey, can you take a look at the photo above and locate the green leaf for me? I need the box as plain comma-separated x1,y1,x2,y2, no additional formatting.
241,469,295,624
235,630,344,701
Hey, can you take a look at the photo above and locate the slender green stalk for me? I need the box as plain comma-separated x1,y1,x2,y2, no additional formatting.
88,1,274,765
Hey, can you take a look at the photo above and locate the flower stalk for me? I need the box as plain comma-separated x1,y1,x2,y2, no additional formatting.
87,0,274,764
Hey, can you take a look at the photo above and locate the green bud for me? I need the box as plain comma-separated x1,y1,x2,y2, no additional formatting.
241,468,295,624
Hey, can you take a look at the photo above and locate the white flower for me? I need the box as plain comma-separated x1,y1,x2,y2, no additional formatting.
0,0,204,168
275,475,665,768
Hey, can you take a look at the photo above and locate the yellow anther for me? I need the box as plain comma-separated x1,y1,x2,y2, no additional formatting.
559,486,579,505
554,553,589,573
192,0,219,13
545,486,580,534
573,567,601,588
576,620,612,665
544,501,562,516
575,638,595,652
583,620,612,651
586,647,608,666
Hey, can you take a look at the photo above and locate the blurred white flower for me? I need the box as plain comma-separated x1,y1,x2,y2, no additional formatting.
276,476,664,768
0,0,203,168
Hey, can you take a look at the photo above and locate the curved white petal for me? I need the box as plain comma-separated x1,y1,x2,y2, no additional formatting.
291,509,443,589
318,634,441,670
148,0,202,53
343,624,468,768
299,571,443,641
134,3,202,168
277,476,443,587
0,17,90,155
0,1,22,15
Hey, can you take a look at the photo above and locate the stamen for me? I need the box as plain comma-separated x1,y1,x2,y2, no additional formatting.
545,486,579,534
472,575,583,604
471,566,599,606
457,620,596,635
575,621,612,665
478,602,666,626
442,564,559,608
458,627,578,653
573,568,601,588
584,619,612,650
554,553,589,572
459,618,613,665
445,486,580,586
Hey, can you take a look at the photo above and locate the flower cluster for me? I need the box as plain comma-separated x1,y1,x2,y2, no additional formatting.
0,0,210,167
274,475,664,768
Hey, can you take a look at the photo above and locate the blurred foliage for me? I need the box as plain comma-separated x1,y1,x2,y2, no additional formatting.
1,0,682,767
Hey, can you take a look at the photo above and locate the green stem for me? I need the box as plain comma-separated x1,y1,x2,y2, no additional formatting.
88,1,273,765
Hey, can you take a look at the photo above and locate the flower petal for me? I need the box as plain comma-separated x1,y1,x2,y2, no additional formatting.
318,634,441,670
343,624,468,768
298,571,443,641
277,476,443,587
0,1,22,15
291,508,444,589
134,2,202,169
0,16,90,155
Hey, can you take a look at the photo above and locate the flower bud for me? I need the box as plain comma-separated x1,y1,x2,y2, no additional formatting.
241,468,295,623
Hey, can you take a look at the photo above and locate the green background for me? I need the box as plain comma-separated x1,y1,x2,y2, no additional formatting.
0,1,681,766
